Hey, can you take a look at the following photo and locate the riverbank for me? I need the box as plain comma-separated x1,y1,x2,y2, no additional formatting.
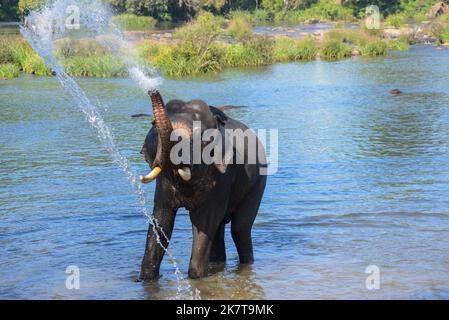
1,12,449,80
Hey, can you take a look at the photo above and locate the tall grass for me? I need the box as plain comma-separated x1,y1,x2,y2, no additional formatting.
110,14,157,31
64,55,127,78
384,13,407,28
273,37,317,62
0,63,20,79
320,39,352,60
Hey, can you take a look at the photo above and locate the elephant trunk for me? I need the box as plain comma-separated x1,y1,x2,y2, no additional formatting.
150,90,173,169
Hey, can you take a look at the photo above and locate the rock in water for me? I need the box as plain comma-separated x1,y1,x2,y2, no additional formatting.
389,89,403,95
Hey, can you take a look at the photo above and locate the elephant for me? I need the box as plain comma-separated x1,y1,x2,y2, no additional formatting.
138,90,267,280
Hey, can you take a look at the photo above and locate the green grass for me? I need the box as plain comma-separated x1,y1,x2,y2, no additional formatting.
64,55,127,78
227,15,253,41
360,40,387,56
273,37,317,62
320,39,352,60
388,36,410,51
0,63,20,79
222,36,273,67
110,14,157,31
384,13,407,28
432,14,449,44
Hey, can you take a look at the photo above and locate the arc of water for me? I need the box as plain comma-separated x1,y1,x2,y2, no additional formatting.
21,0,198,299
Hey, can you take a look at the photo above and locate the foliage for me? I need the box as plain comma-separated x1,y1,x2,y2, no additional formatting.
110,14,157,30
55,38,109,59
0,0,18,21
359,39,387,56
222,35,273,67
227,15,253,41
320,39,352,60
388,35,410,50
384,13,407,28
432,14,449,44
273,36,317,62
64,55,127,77
18,0,46,12
0,63,20,79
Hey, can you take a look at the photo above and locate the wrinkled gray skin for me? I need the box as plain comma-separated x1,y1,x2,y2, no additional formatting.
139,93,267,280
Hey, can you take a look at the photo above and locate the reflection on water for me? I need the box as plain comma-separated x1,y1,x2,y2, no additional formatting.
1,45,449,299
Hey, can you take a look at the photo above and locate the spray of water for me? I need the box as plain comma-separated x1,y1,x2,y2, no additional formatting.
21,0,197,299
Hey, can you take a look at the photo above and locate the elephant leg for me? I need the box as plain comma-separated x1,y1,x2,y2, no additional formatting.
139,207,176,281
140,183,177,281
210,222,226,263
188,198,228,278
231,177,266,264
188,224,215,279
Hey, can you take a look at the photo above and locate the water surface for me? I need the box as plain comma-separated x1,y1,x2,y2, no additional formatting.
1,45,449,299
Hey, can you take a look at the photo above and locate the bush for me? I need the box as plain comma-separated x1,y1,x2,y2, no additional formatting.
432,21,449,44
388,36,410,51
55,38,109,59
0,37,15,64
64,55,127,77
110,14,157,31
320,39,352,60
21,55,52,75
360,40,387,56
222,36,274,67
384,13,407,28
7,38,52,75
273,37,317,62
0,63,20,79
227,16,253,41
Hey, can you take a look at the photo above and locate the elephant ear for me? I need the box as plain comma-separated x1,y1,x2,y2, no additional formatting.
210,108,233,174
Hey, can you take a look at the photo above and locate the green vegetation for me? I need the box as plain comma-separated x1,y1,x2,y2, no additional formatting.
273,37,317,62
110,14,157,31
64,55,127,77
388,36,410,51
432,14,449,44
0,37,52,76
0,63,20,79
384,13,407,28
320,39,352,60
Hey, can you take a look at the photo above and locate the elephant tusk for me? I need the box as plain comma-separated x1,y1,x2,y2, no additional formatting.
178,167,191,181
140,166,162,183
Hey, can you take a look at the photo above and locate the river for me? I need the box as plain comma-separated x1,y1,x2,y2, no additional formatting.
1,45,449,299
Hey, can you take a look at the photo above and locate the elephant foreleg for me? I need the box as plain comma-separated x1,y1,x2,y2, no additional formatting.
188,224,215,279
140,183,177,281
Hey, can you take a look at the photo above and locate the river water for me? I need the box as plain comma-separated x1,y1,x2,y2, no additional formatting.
1,45,449,299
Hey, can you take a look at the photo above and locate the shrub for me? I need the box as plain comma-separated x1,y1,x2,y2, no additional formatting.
320,39,352,60
0,37,15,64
227,16,253,41
384,13,407,28
432,21,449,44
64,55,127,77
273,37,317,62
360,40,387,56
110,14,157,31
222,36,274,67
21,55,52,75
388,36,410,51
0,63,20,79
55,38,109,59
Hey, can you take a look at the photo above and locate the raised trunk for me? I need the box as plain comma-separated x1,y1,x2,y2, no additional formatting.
149,90,173,169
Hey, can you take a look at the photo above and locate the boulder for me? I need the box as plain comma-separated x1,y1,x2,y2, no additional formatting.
428,1,449,19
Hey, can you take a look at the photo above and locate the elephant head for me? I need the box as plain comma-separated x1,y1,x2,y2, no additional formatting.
140,90,228,187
